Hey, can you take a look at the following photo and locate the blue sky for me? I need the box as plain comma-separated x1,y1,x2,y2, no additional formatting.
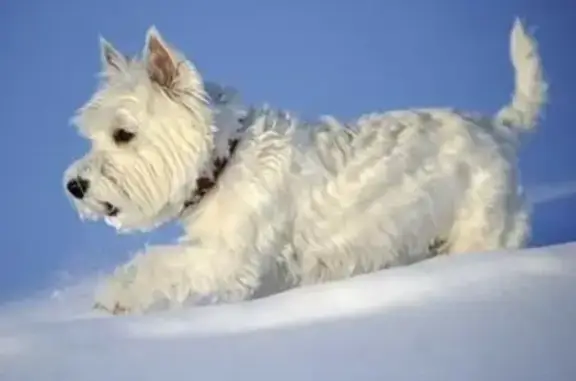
1,0,574,302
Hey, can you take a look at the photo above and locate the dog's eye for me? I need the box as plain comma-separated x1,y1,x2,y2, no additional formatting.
112,128,135,144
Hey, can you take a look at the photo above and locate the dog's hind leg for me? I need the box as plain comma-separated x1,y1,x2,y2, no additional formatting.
445,165,530,254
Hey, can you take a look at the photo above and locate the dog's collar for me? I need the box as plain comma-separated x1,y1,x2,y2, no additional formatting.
178,93,255,216
180,138,240,214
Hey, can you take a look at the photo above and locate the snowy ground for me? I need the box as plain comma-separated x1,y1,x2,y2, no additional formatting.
1,242,575,381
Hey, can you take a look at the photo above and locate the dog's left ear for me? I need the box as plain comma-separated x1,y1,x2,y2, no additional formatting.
144,26,178,88
99,37,128,77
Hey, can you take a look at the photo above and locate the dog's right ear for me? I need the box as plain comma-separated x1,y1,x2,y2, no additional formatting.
99,36,127,77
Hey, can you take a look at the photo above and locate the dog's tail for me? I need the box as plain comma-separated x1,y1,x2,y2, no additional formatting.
495,18,547,134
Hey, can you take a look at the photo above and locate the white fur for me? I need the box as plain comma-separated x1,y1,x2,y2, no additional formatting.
63,18,547,314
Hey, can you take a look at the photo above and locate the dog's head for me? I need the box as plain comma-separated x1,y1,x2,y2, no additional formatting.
64,27,216,232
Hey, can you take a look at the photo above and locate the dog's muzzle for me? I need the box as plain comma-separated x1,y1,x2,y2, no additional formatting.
66,176,120,217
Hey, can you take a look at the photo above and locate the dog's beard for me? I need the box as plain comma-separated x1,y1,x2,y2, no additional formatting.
71,188,182,234
66,166,183,233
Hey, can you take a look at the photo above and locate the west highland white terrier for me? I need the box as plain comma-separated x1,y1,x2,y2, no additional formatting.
64,18,546,314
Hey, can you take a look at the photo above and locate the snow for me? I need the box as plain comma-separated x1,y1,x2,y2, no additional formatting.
1,242,576,381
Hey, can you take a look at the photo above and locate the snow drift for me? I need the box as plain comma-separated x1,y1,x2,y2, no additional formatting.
1,242,576,381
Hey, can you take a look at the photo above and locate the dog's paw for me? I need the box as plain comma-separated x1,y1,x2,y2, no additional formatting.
93,254,167,315
92,247,198,315
93,269,145,315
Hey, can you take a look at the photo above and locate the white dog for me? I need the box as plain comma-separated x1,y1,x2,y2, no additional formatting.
64,18,546,314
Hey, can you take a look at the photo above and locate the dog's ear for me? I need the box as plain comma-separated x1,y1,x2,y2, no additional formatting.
144,27,178,88
99,37,127,77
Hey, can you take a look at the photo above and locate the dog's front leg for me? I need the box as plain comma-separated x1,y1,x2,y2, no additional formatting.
93,242,261,314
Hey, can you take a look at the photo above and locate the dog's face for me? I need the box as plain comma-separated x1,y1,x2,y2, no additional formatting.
64,27,213,232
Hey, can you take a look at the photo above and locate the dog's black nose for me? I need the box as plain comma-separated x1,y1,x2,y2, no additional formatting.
66,177,90,199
